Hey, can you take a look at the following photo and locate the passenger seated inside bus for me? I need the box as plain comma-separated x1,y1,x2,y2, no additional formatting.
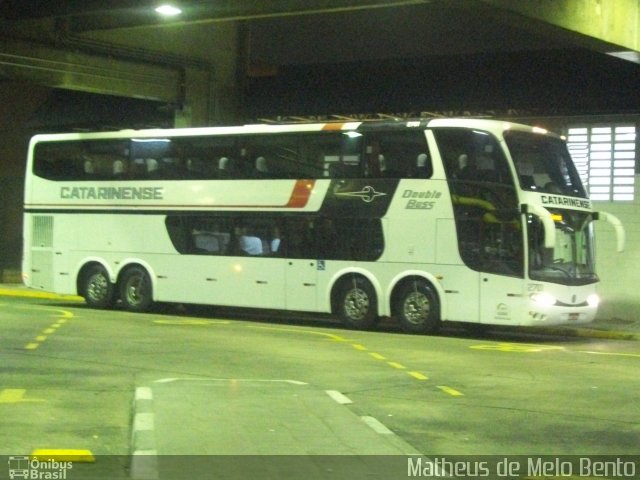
113,159,126,178
255,156,268,175
414,153,431,178
83,158,95,176
516,160,536,190
239,235,263,255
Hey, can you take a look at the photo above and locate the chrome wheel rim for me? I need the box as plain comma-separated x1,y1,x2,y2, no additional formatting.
344,288,369,321
403,291,430,325
125,275,147,306
87,273,108,302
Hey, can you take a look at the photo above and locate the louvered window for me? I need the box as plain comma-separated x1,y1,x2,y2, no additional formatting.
567,125,636,201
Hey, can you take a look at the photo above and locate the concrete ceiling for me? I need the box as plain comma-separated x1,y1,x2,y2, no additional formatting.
1,0,639,126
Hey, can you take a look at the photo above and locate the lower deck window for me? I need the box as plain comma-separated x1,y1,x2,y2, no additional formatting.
166,214,384,261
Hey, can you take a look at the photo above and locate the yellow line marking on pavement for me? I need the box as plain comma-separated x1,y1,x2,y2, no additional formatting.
387,361,406,369
470,342,565,353
438,385,464,396
22,308,75,351
153,319,231,326
369,352,386,360
246,324,349,342
0,389,46,403
408,371,428,380
0,287,82,301
31,449,95,462
352,343,367,351
578,350,640,358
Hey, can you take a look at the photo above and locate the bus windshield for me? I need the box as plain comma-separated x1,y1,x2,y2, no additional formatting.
528,210,597,286
505,130,587,198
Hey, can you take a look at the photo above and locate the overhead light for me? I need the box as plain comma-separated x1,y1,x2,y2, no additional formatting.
343,131,362,138
155,4,182,16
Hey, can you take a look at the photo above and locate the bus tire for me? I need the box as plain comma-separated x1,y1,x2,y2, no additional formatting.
335,275,379,330
81,264,114,309
119,266,153,312
395,279,440,334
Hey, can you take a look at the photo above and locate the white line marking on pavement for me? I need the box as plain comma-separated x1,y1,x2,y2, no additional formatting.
134,412,155,431
361,416,394,435
325,390,353,404
135,386,153,401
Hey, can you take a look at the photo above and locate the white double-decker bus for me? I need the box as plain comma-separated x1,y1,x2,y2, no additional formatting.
22,118,625,333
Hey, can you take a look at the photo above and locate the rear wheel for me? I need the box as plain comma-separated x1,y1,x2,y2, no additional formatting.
119,266,153,312
335,276,378,330
82,264,114,309
395,279,440,334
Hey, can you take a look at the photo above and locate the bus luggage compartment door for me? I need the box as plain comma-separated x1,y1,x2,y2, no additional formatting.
479,273,524,325
285,260,318,312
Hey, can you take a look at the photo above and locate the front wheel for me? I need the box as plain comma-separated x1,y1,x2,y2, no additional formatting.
82,264,114,309
395,280,440,334
119,266,153,312
335,276,379,330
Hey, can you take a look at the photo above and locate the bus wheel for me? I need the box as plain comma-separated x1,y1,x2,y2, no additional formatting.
395,279,440,334
119,266,153,312
335,276,378,330
82,264,114,309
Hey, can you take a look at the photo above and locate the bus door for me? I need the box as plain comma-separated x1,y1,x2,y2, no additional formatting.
477,209,526,325
285,259,318,311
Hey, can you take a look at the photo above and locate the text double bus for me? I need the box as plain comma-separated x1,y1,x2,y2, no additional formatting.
23,118,625,333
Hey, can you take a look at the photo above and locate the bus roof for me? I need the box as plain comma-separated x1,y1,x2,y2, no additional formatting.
29,117,559,143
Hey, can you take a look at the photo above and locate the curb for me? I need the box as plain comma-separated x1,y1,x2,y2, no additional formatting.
496,324,638,342
130,386,158,479
0,285,83,302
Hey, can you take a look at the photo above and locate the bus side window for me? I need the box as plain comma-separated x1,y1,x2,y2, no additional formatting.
413,153,432,178
365,131,432,179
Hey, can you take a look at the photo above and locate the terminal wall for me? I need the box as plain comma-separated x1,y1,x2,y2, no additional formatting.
0,82,49,281
592,189,640,321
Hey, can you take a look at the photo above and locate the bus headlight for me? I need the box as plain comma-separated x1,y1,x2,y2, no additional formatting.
531,292,556,308
587,294,600,308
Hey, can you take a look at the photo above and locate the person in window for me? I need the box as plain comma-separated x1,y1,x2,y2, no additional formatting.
516,160,537,190
83,158,95,177
414,153,431,178
146,158,160,178
255,156,269,178
237,227,263,255
113,159,126,178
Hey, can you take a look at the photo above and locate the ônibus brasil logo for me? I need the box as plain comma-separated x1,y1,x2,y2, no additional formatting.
8,456,73,479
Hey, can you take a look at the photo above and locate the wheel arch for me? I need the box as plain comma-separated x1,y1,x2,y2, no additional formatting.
115,259,158,300
388,271,447,320
327,267,384,316
76,258,116,296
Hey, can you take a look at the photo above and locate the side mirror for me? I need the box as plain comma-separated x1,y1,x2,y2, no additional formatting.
593,211,626,252
521,203,555,249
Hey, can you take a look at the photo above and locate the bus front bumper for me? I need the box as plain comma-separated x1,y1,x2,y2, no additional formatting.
526,292,599,326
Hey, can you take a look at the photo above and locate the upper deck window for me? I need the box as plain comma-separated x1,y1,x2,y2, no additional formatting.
32,129,432,181
504,130,587,198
